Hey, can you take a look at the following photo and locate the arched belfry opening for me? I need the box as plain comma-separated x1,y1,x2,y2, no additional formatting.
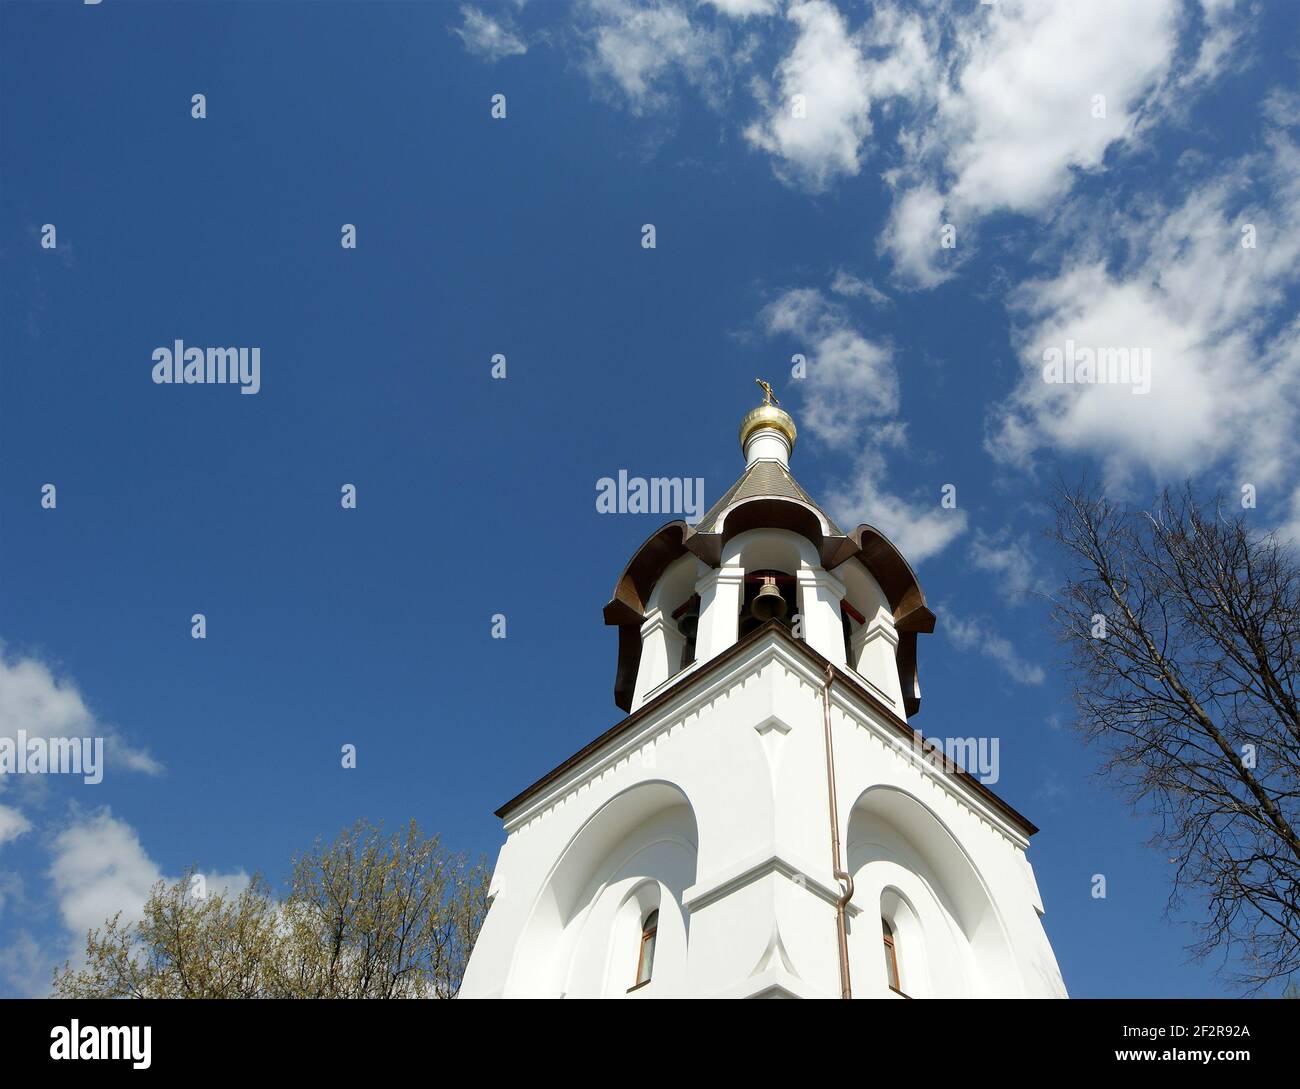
738,569,797,638
671,592,700,670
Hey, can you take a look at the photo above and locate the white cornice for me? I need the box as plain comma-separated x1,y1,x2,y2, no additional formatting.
501,631,1033,850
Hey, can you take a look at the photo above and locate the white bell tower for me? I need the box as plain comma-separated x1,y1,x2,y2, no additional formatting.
461,385,1067,999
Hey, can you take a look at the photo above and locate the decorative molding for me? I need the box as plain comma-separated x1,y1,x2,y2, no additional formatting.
796,566,846,600
753,714,791,737
501,628,1034,850
683,849,863,918
853,615,899,651
752,713,792,791
713,966,832,1000
639,608,668,638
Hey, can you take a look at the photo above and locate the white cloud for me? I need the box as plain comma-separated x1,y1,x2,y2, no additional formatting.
857,2,939,104
823,450,969,564
744,0,874,191
48,811,163,940
969,528,1050,603
0,804,31,847
946,612,1045,685
761,287,898,447
451,6,528,62
0,649,162,780
702,0,777,17
0,810,249,995
988,128,1300,496
1156,0,1250,108
760,284,966,563
49,809,248,945
878,181,954,289
566,0,1248,284
941,0,1180,217
867,0,1233,286
579,0,726,114
0,929,53,998
830,269,891,306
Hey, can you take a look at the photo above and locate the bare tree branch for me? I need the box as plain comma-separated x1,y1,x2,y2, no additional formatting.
1050,481,1300,993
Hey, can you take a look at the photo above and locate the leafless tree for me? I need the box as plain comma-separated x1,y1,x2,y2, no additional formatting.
1050,481,1300,992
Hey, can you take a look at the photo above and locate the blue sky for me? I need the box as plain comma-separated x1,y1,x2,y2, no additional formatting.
1,0,1297,997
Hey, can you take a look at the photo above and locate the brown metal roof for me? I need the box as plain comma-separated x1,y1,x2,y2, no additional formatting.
695,459,843,535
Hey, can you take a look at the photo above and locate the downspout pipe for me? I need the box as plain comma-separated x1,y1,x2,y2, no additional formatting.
822,663,854,999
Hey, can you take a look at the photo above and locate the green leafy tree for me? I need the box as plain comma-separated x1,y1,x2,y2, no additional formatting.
53,819,490,999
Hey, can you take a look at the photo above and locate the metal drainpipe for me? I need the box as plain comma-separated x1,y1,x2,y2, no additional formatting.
822,663,854,999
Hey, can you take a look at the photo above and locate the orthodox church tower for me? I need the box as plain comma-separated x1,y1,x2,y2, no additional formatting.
461,386,1067,999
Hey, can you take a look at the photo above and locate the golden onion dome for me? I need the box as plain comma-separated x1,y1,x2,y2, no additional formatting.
739,402,797,454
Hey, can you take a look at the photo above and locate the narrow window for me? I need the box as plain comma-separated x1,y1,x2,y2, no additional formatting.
882,917,903,994
633,909,658,988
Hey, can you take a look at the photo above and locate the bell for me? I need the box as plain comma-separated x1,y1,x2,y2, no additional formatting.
677,612,698,637
750,578,787,622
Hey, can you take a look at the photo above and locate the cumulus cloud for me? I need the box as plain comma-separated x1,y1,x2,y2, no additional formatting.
49,810,248,948
734,0,1213,276
0,649,162,781
874,0,1187,285
745,0,875,191
761,286,898,446
0,811,250,995
987,126,1300,497
878,182,954,289
0,804,31,847
942,0,1180,217
568,0,1247,274
451,6,528,62
568,0,1249,294
946,612,1046,685
760,284,966,563
823,450,969,564
578,0,727,114
48,811,164,940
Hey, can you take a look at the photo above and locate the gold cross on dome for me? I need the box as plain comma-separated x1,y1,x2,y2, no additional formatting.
755,378,779,406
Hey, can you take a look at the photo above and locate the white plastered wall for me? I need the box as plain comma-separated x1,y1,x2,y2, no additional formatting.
460,629,1067,999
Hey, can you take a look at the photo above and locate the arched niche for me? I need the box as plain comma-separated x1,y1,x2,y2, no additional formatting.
646,552,702,615
720,527,819,573
604,881,661,996
837,556,891,628
836,557,901,703
845,786,1020,997
506,781,699,998
644,553,704,682
880,887,929,998
720,529,820,637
